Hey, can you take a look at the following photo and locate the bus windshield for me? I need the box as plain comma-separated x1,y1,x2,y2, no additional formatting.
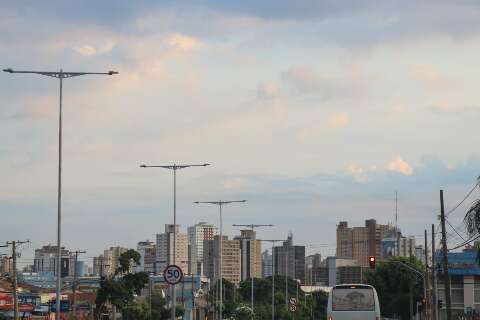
332,286,375,311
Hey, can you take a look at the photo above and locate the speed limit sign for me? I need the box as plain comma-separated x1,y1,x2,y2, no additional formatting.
163,265,184,285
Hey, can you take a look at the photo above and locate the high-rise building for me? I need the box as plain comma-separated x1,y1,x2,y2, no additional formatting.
93,246,129,277
188,222,218,275
103,246,129,275
136,240,156,274
234,230,262,280
156,224,188,274
336,219,394,266
262,249,273,278
33,245,75,277
380,230,417,260
0,257,13,274
203,235,241,284
306,253,322,269
273,234,305,283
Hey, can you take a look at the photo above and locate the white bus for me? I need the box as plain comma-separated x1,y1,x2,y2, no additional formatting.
327,284,381,320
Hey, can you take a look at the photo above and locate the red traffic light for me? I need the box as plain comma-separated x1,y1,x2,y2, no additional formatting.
368,256,376,269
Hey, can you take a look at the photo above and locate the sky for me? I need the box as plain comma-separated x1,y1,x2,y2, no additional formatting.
1,1,480,267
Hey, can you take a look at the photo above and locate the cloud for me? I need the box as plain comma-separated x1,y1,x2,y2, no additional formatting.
167,34,202,51
409,64,450,90
297,112,350,142
387,156,413,176
256,82,281,99
327,112,350,130
73,41,115,56
347,164,369,182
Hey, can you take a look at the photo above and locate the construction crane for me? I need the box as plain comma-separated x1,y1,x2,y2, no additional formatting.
232,223,273,315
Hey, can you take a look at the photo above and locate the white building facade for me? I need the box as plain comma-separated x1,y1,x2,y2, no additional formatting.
188,222,217,275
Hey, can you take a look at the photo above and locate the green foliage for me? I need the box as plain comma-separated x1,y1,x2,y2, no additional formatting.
208,276,327,320
365,256,425,320
94,250,149,320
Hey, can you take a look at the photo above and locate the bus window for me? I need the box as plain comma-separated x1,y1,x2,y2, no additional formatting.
332,287,375,311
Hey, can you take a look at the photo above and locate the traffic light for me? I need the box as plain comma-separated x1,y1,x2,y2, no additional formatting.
368,256,376,269
438,299,443,309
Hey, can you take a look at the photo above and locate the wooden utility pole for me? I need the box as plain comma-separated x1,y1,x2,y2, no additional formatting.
425,229,430,320
432,224,437,320
440,190,452,320
72,250,86,315
5,240,29,320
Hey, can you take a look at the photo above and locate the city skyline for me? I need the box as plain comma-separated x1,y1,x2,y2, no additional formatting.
2,1,480,269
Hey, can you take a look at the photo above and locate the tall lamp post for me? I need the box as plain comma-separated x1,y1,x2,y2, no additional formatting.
259,239,284,320
194,200,247,320
232,224,273,317
140,163,210,320
3,68,118,320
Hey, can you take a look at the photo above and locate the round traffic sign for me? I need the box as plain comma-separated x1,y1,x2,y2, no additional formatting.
163,265,184,285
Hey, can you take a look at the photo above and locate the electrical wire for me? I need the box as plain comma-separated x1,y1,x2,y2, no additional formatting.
446,181,479,218
448,234,480,251
446,219,467,242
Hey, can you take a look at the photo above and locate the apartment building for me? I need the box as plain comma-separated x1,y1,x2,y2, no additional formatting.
156,224,188,274
203,235,241,284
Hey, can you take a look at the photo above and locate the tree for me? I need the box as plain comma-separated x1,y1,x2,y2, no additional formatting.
94,249,149,320
208,276,328,320
365,256,424,320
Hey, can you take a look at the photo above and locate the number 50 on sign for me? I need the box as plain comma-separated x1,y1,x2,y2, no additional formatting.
163,265,184,285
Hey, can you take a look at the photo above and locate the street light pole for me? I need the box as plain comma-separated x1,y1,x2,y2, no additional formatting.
231,224,273,317
259,239,284,320
140,163,210,320
3,68,118,320
194,200,247,320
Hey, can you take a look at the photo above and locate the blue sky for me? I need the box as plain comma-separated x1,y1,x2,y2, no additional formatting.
1,1,480,266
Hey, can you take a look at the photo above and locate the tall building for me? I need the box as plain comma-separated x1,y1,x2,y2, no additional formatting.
336,219,394,266
273,234,306,283
380,230,417,260
0,257,13,274
262,249,273,278
188,222,218,275
234,230,262,280
203,235,241,284
33,245,75,277
136,240,156,274
156,224,188,274
93,246,129,277
306,253,322,269
103,246,129,275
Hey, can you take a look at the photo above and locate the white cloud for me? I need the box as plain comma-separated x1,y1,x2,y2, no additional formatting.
167,33,202,51
257,82,281,99
347,164,369,182
387,156,413,176
73,41,115,56
327,112,350,130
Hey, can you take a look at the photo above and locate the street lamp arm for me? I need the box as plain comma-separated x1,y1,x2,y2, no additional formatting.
3,69,118,78
388,260,425,280
140,163,210,170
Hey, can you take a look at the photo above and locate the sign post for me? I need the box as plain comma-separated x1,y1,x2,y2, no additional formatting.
289,297,297,313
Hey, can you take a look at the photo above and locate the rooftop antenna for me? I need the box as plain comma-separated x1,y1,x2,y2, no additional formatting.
395,190,400,256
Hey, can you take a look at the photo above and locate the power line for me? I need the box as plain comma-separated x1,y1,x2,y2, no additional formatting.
446,179,479,218
446,219,467,242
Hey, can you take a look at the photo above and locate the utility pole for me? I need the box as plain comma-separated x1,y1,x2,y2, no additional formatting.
72,250,86,315
432,224,437,320
440,190,452,320
141,163,210,320
424,229,429,320
5,240,29,320
194,200,247,320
